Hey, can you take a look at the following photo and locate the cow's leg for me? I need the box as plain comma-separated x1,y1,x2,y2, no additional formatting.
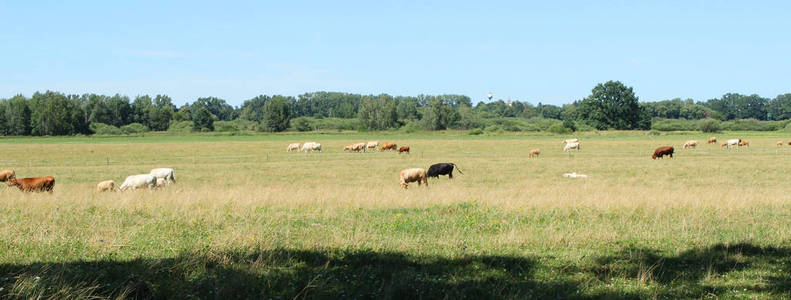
449,171,453,179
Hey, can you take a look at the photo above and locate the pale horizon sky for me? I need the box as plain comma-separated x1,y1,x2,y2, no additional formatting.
1,1,789,107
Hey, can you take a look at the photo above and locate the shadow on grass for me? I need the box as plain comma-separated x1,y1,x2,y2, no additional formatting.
1,243,790,299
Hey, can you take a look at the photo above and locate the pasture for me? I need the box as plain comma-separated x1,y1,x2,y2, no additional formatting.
1,131,791,298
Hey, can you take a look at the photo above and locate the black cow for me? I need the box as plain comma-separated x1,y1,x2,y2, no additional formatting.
427,163,463,179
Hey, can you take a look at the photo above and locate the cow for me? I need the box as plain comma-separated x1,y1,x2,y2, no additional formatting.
738,140,750,147
563,138,579,144
721,142,727,147
528,149,541,158
96,180,115,192
427,163,463,179
119,174,156,191
155,178,167,189
778,141,783,147
8,176,55,193
563,142,580,152
380,142,397,151
301,142,322,152
399,168,427,189
683,140,698,149
287,143,301,152
725,138,740,148
707,137,717,144
398,146,410,154
788,141,791,146
150,168,175,184
0,169,15,182
366,141,379,151
343,145,353,151
652,146,674,159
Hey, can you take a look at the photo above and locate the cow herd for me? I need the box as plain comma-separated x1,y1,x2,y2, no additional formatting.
652,136,763,160
0,167,176,193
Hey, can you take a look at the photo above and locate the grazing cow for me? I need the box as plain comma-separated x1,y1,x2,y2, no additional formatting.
343,145,352,151
528,149,541,158
0,169,15,182
427,163,464,179
150,168,175,184
96,180,115,192
738,140,750,147
683,140,698,149
399,168,428,189
301,142,322,152
652,146,674,159
563,138,579,144
344,142,365,152
380,142,397,151
119,174,156,191
707,137,717,144
721,142,727,147
398,146,410,154
778,141,783,147
726,138,740,148
788,141,791,146
366,141,379,151
287,143,301,152
8,176,55,193
563,142,580,152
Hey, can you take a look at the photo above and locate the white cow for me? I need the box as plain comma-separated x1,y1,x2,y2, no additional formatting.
366,141,379,151
726,138,740,148
150,168,176,184
563,138,579,144
683,140,698,149
286,143,301,152
563,142,580,152
119,174,156,191
155,178,167,189
301,142,322,152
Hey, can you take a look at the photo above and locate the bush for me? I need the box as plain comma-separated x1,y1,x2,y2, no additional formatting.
168,121,194,133
468,128,484,135
780,122,791,132
547,123,571,134
293,117,312,132
698,119,721,133
90,122,121,135
562,119,577,132
647,130,661,137
214,121,239,132
399,121,423,133
120,123,149,134
485,125,504,134
651,118,698,131
720,119,783,131
574,122,596,132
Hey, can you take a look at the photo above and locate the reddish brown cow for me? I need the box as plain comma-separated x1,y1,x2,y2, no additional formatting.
651,146,674,160
380,142,397,151
398,146,410,154
8,176,55,193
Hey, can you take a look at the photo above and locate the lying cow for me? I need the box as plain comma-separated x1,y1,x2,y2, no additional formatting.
683,140,698,149
150,168,175,184
287,143,301,152
427,163,463,179
707,137,717,144
399,168,427,189
96,180,115,192
301,142,322,152
398,146,410,154
528,148,541,158
563,142,580,152
652,146,674,159
8,176,55,193
0,169,15,182
380,142,397,151
119,174,156,191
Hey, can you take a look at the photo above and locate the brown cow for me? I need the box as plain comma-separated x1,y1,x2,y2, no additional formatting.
8,176,55,193
380,142,397,151
398,146,410,154
528,149,541,158
707,137,717,144
721,142,727,147
0,169,15,182
399,168,427,189
652,146,674,159
739,140,750,147
778,141,783,147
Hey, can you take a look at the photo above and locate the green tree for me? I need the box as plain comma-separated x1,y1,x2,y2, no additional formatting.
768,93,791,120
240,95,269,123
0,100,7,135
191,106,214,131
261,96,291,132
192,97,236,121
576,81,651,130
4,95,31,135
422,96,459,130
358,94,398,130
29,91,78,135
147,95,175,131
105,94,132,127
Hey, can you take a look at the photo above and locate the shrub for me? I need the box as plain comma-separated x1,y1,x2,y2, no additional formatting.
485,125,504,134
90,122,121,135
293,117,312,132
399,121,423,133
698,119,721,133
562,118,577,132
651,118,698,131
468,128,483,135
168,121,194,133
120,123,149,134
547,123,571,134
647,130,661,137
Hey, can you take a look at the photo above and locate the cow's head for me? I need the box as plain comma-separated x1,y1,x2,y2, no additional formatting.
7,177,18,187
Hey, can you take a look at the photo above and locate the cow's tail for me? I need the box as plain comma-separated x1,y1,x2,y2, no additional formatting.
171,171,176,183
451,163,464,175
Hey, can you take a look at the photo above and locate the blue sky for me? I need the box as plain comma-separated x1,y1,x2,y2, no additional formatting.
1,1,789,106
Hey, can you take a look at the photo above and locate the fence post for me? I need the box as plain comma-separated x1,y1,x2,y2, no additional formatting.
266,153,269,161
106,157,109,166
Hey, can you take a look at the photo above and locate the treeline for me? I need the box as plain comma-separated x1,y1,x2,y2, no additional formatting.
2,81,791,136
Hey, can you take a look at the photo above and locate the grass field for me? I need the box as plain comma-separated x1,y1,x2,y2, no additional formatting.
1,131,791,299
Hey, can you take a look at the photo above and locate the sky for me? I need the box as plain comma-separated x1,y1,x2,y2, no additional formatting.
1,1,789,107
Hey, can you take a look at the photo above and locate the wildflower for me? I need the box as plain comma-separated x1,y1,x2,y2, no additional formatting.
396,213,402,217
